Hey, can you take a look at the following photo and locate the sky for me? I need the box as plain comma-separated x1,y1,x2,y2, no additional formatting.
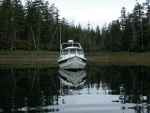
21,0,147,29
47,0,146,29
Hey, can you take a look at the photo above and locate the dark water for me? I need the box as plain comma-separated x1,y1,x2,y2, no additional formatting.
0,64,150,113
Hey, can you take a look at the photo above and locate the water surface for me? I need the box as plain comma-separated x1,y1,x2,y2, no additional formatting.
0,64,150,113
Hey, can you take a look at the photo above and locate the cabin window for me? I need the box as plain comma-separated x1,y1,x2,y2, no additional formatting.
70,49,76,54
62,50,68,55
77,49,83,54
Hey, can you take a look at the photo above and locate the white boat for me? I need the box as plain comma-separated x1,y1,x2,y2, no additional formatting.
58,40,86,69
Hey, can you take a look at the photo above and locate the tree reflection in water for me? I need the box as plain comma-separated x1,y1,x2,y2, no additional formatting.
86,65,150,113
0,67,59,112
0,65,150,113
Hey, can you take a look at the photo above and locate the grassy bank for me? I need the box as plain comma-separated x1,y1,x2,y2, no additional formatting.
88,51,150,56
0,50,150,66
0,50,58,65
87,52,150,66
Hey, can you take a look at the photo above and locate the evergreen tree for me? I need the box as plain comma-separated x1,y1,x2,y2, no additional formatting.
0,0,13,49
131,2,144,51
25,0,46,50
109,20,122,52
42,2,55,46
123,13,133,51
95,26,101,51
120,7,126,31
11,0,25,49
143,0,150,51
101,23,110,51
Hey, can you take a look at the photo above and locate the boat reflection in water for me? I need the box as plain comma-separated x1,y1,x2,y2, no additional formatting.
58,68,86,95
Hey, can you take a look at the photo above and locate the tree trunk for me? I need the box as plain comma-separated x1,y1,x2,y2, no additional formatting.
11,22,17,50
141,20,144,50
30,25,36,50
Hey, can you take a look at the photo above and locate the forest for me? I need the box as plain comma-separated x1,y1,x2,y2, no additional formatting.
0,0,150,52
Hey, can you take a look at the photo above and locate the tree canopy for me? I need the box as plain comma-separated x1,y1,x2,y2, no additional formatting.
0,0,150,52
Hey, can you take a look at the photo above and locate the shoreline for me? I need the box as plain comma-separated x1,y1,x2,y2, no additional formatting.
0,55,58,64
0,54,150,65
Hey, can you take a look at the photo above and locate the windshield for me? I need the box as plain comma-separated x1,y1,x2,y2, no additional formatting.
77,49,83,55
70,49,76,54
62,49,83,55
62,50,68,55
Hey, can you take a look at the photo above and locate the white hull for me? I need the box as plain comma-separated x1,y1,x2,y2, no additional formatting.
58,56,86,69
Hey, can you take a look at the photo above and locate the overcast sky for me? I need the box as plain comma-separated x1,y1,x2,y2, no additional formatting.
48,0,146,29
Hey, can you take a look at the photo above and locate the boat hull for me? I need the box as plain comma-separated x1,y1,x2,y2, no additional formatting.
58,56,86,69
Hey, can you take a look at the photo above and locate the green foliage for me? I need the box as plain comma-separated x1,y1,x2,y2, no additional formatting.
0,0,150,52
15,40,28,49
0,50,59,55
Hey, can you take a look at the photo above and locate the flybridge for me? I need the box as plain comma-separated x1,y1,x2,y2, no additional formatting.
68,40,74,43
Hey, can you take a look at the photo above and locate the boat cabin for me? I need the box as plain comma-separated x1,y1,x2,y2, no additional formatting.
62,48,83,55
60,47,84,59
60,40,85,59
61,40,81,49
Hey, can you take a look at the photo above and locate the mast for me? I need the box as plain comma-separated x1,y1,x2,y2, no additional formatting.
60,24,61,58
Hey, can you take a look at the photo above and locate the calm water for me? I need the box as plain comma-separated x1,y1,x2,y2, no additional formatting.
0,64,150,113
